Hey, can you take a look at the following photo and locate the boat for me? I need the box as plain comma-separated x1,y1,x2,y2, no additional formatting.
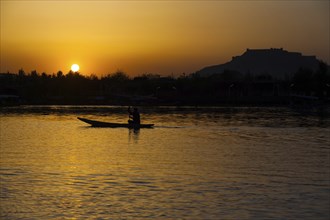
77,117,154,128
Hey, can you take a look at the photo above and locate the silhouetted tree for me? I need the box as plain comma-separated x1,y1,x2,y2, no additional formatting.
30,70,38,78
292,68,313,95
56,71,63,78
106,71,130,81
18,69,26,77
1,62,329,105
313,61,329,98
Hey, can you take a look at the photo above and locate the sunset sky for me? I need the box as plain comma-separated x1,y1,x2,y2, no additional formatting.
1,1,329,76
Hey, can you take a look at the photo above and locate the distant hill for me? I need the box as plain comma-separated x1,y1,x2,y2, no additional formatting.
196,48,320,78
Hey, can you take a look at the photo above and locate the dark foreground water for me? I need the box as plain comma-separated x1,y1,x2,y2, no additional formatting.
1,106,329,219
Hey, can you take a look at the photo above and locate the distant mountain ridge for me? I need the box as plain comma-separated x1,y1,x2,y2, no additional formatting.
196,48,320,78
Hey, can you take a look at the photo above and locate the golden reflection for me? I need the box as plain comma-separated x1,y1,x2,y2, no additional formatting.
1,109,330,219
128,128,140,143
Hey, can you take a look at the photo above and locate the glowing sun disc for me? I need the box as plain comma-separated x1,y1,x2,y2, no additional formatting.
71,64,80,72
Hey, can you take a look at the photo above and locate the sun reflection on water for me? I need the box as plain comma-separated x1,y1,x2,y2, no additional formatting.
1,107,329,219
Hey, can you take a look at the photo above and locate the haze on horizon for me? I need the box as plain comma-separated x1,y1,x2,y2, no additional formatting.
1,1,329,76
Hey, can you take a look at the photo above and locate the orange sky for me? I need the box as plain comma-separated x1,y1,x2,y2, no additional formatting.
1,1,329,76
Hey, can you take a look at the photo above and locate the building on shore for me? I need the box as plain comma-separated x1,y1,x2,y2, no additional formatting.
197,48,320,79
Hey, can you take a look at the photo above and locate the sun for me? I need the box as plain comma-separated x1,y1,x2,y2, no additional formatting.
71,64,80,72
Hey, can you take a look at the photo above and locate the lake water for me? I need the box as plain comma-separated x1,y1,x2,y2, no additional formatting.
1,106,329,219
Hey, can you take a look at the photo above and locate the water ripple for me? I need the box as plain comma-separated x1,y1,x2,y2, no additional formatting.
0,106,329,219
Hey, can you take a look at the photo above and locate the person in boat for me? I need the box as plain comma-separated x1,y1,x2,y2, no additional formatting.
128,107,140,125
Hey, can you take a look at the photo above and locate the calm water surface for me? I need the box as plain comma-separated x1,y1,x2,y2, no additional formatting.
1,106,329,219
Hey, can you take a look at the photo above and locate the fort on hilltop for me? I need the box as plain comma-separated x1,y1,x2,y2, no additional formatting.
197,48,320,78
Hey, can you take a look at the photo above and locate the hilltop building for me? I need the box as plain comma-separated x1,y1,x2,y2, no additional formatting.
197,48,319,78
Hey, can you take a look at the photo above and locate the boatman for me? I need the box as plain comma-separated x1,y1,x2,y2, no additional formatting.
128,107,140,125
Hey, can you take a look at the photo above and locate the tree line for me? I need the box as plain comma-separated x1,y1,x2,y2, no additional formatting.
0,61,329,105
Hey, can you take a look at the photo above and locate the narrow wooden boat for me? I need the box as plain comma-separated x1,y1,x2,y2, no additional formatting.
77,117,154,128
